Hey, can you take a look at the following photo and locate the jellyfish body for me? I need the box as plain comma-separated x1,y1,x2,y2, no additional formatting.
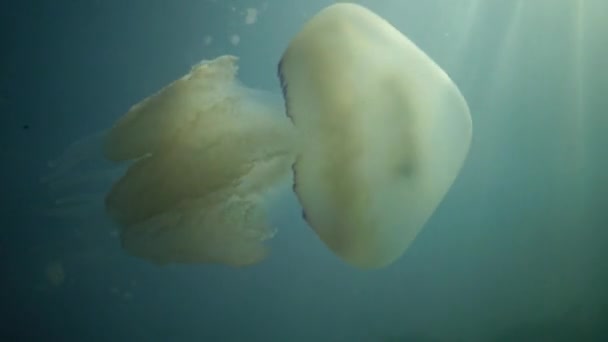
44,4,471,269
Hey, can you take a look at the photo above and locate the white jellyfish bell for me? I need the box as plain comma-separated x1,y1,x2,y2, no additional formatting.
278,4,472,268
44,3,471,269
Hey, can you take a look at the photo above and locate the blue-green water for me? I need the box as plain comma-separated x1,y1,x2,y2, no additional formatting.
1,1,607,341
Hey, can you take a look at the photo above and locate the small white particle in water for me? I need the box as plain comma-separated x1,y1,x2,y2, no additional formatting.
45,261,65,287
230,34,240,46
204,35,213,46
244,8,258,24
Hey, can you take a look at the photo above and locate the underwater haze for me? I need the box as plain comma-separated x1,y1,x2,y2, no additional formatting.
1,0,607,341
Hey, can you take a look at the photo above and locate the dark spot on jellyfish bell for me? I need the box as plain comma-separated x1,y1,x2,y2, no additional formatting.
277,58,293,122
291,161,298,193
290,157,310,225
279,56,307,224
396,158,415,178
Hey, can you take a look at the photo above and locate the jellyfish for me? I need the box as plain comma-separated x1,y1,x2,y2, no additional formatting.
44,3,471,269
